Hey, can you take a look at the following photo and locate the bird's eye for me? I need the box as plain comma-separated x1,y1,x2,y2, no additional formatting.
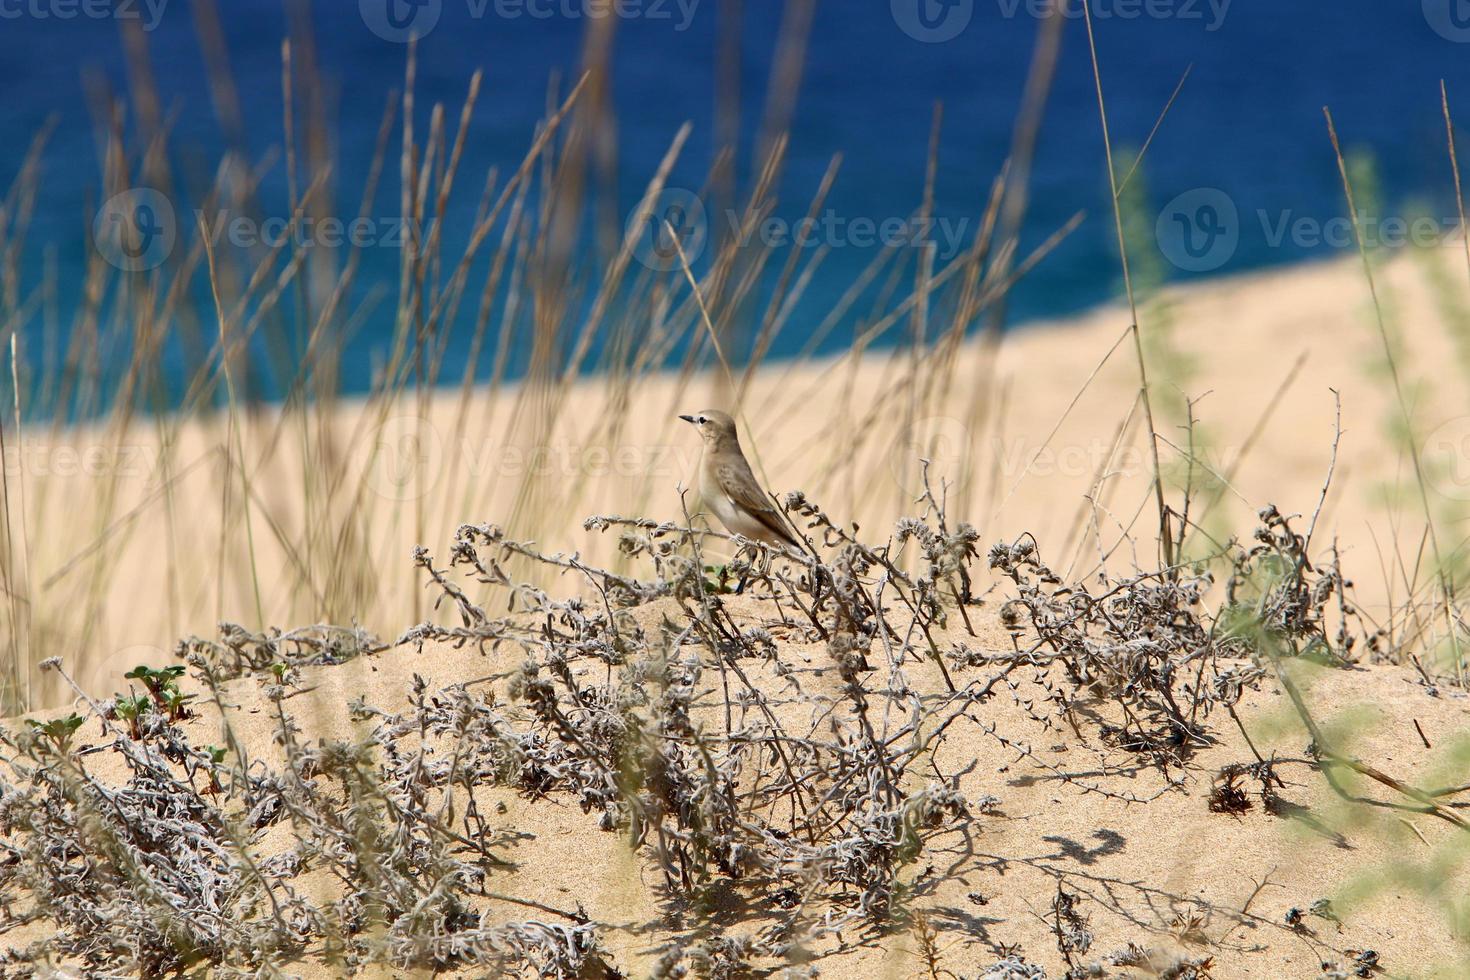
698,417,706,425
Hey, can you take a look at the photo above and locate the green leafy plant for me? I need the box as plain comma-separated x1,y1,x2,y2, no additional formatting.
112,694,153,740
203,745,227,794
24,714,84,753
702,564,736,594
124,664,191,720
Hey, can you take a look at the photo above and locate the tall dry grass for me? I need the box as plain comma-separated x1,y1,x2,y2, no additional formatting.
5,6,1470,976
0,2,1467,725
0,3,1084,710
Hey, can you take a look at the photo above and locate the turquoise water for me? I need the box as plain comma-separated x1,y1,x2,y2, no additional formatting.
5,1,1470,402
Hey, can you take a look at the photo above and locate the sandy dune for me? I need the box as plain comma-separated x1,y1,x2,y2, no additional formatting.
5,249,1470,975
14,248,1468,708
6,592,1467,976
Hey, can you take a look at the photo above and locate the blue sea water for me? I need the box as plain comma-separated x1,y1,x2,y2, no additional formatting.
4,0,1470,400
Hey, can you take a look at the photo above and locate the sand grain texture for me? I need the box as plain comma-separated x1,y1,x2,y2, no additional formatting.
6,593,1468,977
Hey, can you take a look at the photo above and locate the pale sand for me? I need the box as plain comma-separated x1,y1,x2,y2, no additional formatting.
19,248,1468,706
6,249,1470,973
9,596,1469,976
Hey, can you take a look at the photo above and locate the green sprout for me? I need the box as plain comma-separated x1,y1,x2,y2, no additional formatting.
203,745,227,794
124,663,185,696
123,664,190,719
25,713,84,753
159,686,195,723
112,694,153,740
702,564,736,594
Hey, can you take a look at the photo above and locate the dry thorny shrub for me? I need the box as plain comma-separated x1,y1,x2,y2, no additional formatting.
988,504,1375,768
0,482,1407,977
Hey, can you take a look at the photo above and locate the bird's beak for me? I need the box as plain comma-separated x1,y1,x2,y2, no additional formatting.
678,414,696,424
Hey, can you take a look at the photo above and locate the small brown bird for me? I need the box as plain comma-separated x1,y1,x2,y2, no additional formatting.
679,410,803,553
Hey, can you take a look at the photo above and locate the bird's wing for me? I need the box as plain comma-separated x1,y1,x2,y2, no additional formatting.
716,459,803,550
